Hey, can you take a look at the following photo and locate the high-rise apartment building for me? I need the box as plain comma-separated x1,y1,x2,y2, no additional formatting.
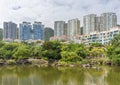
33,22,44,40
54,21,67,36
44,27,54,41
19,22,32,41
64,23,67,36
83,14,100,34
3,22,17,40
100,12,117,31
80,27,83,35
68,19,80,38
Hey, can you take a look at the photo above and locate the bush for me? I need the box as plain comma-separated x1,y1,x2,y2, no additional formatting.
7,59,16,65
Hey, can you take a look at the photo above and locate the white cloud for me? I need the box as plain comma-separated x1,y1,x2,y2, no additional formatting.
0,0,120,28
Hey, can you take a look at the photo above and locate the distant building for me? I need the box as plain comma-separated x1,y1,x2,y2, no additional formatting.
3,22,17,40
0,29,3,40
64,23,67,36
54,21,67,36
16,28,19,39
50,35,70,42
100,12,117,31
19,22,32,41
83,14,100,34
44,27,54,41
80,27,83,35
33,22,44,40
74,26,120,45
68,18,80,40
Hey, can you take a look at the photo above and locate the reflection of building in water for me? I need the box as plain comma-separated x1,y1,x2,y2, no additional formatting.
84,68,108,85
1,74,18,85
57,78,82,85
0,67,112,85
1,74,42,85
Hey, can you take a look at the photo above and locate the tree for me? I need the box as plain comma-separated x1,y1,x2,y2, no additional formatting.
89,43,103,51
60,51,82,62
89,47,105,58
111,33,120,47
76,44,88,59
42,41,61,60
13,45,31,60
30,46,42,58
0,41,5,48
106,33,120,65
60,43,87,62
0,43,19,59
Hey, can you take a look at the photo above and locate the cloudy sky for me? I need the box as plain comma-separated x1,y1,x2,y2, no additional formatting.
0,0,120,28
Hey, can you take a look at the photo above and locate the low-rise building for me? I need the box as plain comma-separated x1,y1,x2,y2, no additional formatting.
74,26,120,45
50,35,70,42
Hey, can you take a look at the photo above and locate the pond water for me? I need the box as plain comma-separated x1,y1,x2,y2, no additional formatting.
0,65,119,85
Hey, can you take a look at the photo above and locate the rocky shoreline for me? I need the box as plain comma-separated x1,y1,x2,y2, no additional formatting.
0,58,113,69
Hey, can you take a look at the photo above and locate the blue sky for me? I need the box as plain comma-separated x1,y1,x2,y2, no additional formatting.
0,0,120,28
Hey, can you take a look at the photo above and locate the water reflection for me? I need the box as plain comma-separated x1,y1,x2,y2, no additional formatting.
0,65,119,85
84,68,108,85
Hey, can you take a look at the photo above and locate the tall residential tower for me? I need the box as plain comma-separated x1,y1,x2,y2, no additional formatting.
83,14,100,34
44,27,54,41
3,22,17,40
33,22,44,40
19,22,32,41
68,18,80,39
54,21,67,36
100,12,117,31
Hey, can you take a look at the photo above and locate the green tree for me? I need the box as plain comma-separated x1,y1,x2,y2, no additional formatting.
89,43,103,51
60,44,87,62
76,44,88,59
13,45,31,60
42,41,61,60
60,51,82,62
0,41,5,48
30,46,42,58
89,47,105,58
0,43,19,59
106,33,120,65
111,33,120,47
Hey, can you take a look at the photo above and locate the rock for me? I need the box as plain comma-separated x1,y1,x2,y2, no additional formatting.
48,59,58,66
27,58,48,66
16,58,32,65
81,63,93,68
69,64,75,67
6,59,16,65
106,61,112,66
0,59,6,65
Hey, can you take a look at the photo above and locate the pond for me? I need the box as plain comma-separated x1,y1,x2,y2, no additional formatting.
0,65,119,85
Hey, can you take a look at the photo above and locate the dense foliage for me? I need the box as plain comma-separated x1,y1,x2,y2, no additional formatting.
60,44,88,63
0,41,89,63
0,33,120,65
106,34,120,65
89,43,105,58
42,41,61,60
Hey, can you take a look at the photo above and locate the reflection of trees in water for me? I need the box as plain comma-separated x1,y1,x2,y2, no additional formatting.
58,67,85,85
34,67,85,85
36,67,62,85
0,66,86,85
0,66,119,85
0,65,43,85
105,67,120,85
84,67,109,85
0,66,62,85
